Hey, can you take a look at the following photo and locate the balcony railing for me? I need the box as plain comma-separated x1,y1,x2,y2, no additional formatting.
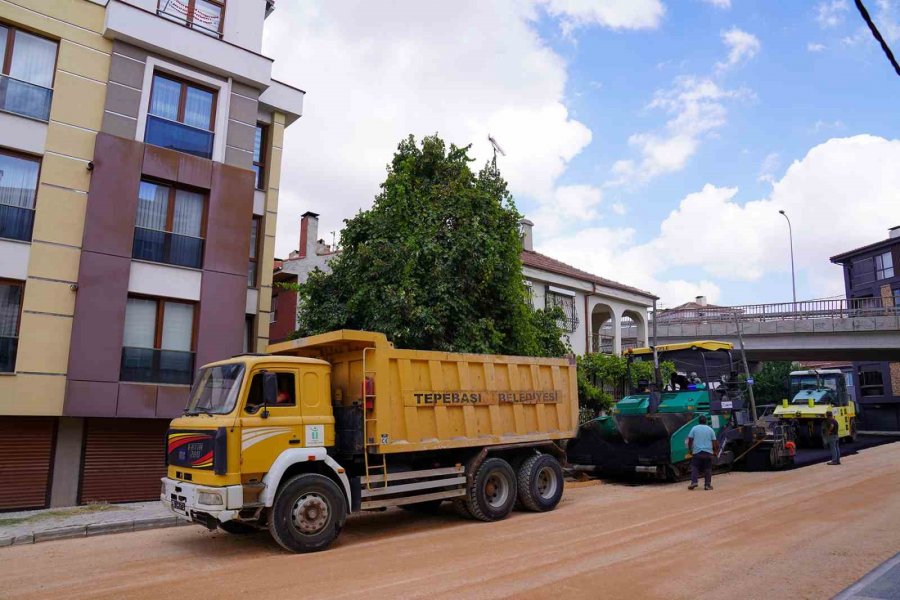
0,74,52,121
0,336,18,373
133,227,204,269
0,204,35,242
157,0,223,38
145,114,214,159
120,346,194,385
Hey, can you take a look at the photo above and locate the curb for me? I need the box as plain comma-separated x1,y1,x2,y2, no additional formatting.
0,515,190,549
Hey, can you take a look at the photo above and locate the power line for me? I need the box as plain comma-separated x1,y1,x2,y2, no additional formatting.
854,0,900,77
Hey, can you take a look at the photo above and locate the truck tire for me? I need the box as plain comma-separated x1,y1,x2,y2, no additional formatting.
465,457,517,522
219,520,259,535
812,421,827,449
847,418,858,443
453,497,473,519
268,473,346,553
517,454,564,512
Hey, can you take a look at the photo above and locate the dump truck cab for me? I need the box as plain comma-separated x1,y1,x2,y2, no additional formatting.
162,355,346,533
773,369,857,448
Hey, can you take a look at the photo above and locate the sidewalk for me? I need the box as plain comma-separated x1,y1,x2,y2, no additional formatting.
833,552,900,600
0,501,189,548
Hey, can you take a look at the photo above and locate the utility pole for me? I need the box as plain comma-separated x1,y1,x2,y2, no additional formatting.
778,210,797,310
733,312,758,422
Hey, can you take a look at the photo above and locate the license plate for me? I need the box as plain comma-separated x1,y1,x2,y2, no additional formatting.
171,496,186,512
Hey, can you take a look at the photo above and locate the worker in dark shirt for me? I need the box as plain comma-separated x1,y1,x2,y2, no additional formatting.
825,410,841,465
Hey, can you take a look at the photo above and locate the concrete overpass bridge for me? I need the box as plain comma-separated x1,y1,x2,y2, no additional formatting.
645,298,900,361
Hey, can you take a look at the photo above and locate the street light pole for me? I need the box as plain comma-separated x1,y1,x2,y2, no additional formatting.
778,210,797,309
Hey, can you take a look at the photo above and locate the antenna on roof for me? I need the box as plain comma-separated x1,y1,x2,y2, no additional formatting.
488,134,506,165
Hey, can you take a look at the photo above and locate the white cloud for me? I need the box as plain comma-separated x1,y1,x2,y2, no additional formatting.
703,0,732,9
610,201,627,215
816,0,849,28
608,77,750,184
807,42,826,52
263,1,660,256
757,151,780,184
873,0,900,42
716,27,761,71
539,136,900,305
812,119,845,132
537,0,666,33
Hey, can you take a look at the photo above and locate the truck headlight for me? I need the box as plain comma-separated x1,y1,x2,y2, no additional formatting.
198,491,224,506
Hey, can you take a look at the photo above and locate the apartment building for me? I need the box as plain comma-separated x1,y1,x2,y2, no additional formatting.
831,226,900,432
0,0,303,510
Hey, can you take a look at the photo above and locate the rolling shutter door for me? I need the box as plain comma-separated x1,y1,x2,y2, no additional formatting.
0,418,55,511
79,419,168,504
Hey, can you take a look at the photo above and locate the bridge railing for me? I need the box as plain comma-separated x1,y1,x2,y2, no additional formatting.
651,297,899,325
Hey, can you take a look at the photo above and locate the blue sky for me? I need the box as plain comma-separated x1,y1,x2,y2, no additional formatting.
265,1,900,307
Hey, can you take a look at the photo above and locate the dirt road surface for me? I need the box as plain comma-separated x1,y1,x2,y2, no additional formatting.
2,442,899,600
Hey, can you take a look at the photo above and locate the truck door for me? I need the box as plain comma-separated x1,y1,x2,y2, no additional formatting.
239,368,304,477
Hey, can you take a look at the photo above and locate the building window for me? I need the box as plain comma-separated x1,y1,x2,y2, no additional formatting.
145,72,216,159
132,180,205,269
0,150,39,242
253,123,267,190
545,289,579,333
0,25,57,121
243,314,254,353
859,368,885,397
157,0,225,38
121,296,195,384
248,216,261,287
270,293,278,324
875,251,894,280
0,280,23,373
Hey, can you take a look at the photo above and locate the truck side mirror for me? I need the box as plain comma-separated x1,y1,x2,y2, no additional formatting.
262,372,278,419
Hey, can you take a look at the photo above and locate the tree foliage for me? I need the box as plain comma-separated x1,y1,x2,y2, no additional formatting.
751,361,798,405
576,353,676,414
294,134,565,357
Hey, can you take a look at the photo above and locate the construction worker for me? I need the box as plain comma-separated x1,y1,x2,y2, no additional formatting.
825,410,841,465
687,415,719,491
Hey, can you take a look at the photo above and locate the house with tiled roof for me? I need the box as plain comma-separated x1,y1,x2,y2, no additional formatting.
519,219,657,355
271,214,657,354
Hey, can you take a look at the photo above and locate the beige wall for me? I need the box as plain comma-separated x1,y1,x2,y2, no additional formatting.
254,111,285,352
0,0,112,415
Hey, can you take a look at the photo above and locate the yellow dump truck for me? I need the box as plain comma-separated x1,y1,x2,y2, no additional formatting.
161,330,579,552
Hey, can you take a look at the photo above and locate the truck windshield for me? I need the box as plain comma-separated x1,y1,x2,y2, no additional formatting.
790,375,838,398
185,363,245,415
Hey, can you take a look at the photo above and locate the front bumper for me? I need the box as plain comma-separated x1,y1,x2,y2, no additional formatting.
161,477,244,524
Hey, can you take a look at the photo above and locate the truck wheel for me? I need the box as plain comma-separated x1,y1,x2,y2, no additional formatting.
452,497,473,519
268,473,346,553
812,422,827,449
466,457,517,522
219,520,259,535
517,454,564,512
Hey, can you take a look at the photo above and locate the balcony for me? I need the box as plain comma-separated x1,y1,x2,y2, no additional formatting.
144,114,214,159
133,227,204,269
120,346,194,385
0,336,17,373
0,204,35,242
0,74,52,122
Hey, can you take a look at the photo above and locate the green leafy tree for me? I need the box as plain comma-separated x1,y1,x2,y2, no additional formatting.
294,134,564,357
576,353,676,415
751,361,798,405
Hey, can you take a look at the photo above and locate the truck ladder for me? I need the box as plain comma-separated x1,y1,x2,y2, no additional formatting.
362,347,387,490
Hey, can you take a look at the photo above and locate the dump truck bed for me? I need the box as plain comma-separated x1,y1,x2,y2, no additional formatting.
269,330,579,454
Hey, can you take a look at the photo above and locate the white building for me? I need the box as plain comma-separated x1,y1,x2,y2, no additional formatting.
520,219,656,355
